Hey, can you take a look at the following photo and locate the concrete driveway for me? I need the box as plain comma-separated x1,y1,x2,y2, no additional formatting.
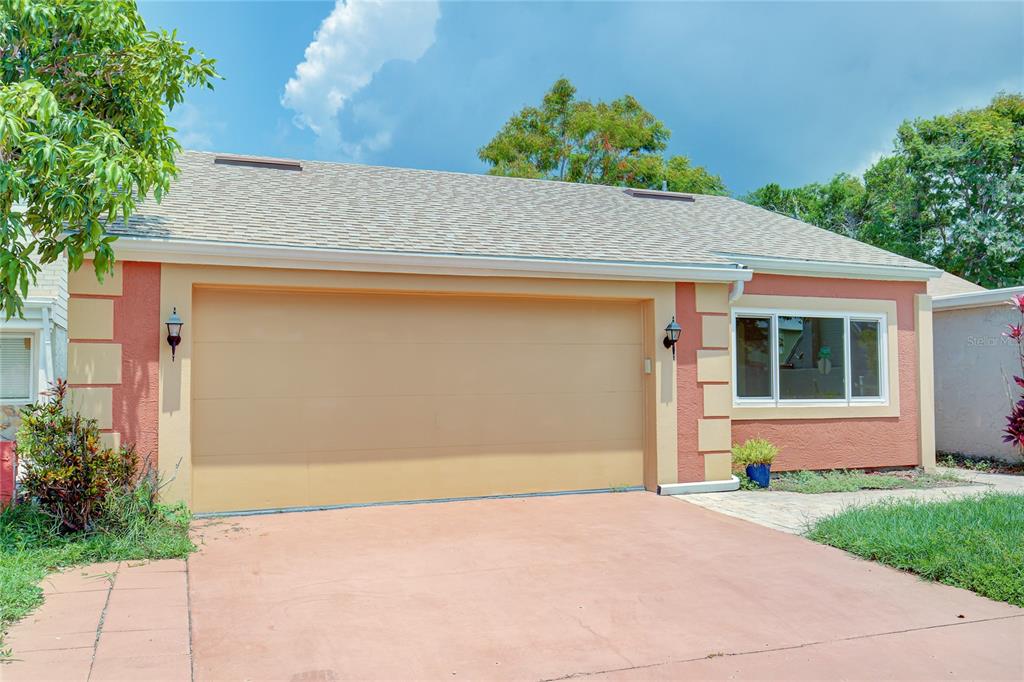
5,491,1023,680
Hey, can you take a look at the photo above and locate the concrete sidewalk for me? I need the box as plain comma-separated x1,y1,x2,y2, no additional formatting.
2,491,1022,680
2,559,189,681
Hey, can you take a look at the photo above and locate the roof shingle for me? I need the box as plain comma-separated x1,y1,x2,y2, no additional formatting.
114,151,933,273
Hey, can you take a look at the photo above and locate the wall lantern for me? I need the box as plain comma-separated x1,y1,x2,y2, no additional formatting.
663,316,682,358
166,308,183,362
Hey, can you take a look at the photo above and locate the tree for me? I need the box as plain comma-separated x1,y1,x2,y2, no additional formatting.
889,93,1023,288
743,93,1024,288
743,173,866,238
479,78,727,195
0,0,218,317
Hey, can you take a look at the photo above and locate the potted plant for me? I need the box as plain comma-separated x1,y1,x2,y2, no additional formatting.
732,438,780,488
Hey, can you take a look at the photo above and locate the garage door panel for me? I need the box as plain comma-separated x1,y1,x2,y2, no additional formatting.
193,391,643,458
193,440,642,513
193,341,642,400
191,288,645,512
305,442,641,508
194,289,640,346
192,452,309,513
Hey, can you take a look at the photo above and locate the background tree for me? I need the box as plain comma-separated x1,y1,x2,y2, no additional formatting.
744,94,1023,287
0,0,218,317
890,93,1023,288
479,78,727,195
743,174,866,238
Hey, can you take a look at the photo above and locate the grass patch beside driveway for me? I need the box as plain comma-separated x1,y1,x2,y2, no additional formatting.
808,493,1024,606
0,496,194,656
768,469,965,493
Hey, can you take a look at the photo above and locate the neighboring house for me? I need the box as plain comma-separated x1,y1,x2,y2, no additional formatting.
11,151,943,512
932,277,1024,462
0,256,69,501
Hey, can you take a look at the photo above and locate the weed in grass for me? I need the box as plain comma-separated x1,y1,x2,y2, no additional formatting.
938,452,1024,476
808,493,1024,606
736,472,761,490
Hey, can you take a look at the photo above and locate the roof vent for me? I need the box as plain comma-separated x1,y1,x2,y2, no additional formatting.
214,155,302,171
624,188,695,202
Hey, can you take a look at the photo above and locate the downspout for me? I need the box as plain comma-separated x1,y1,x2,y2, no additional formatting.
729,279,745,303
40,305,54,389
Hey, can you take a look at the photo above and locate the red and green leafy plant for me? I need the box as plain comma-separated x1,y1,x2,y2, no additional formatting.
14,380,142,533
1004,294,1024,452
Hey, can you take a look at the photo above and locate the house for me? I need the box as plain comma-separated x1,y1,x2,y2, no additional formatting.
3,151,942,512
0,257,68,502
932,277,1024,462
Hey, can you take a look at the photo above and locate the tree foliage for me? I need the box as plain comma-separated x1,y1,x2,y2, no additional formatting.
744,94,1024,288
479,78,727,195
743,173,866,239
0,0,218,317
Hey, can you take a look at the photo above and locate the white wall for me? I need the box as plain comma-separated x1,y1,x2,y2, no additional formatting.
934,304,1023,462
0,256,68,441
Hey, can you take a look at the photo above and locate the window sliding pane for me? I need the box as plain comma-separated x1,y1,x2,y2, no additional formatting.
778,316,846,400
851,319,881,398
736,317,772,398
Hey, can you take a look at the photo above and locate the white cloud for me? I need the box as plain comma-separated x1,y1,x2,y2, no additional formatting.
169,103,219,151
281,0,440,157
851,145,890,178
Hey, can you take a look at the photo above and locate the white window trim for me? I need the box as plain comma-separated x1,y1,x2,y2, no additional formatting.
0,302,55,407
731,307,890,409
0,328,41,406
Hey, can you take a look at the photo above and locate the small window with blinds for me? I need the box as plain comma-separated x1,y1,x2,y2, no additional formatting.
0,334,35,403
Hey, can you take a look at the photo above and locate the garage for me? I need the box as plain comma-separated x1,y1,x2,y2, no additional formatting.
190,287,645,512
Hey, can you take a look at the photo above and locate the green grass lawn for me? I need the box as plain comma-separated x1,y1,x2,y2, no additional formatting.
766,469,965,494
808,493,1024,606
0,498,194,656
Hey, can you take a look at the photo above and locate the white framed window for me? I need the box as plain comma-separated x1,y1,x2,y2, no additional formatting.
732,308,888,407
0,332,39,405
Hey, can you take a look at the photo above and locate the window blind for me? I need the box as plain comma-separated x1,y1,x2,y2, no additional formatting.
0,335,33,401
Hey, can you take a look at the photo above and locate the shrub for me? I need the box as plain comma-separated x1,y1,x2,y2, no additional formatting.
731,438,779,466
15,380,143,534
1003,293,1024,453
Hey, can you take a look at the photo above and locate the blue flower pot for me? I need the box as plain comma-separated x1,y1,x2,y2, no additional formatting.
746,463,771,488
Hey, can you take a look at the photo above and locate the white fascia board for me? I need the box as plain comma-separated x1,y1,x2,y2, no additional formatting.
716,253,942,282
111,236,754,283
932,285,1024,311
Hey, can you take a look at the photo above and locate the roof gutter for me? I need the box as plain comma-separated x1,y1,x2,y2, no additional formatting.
111,236,753,283
716,253,942,282
932,285,1024,311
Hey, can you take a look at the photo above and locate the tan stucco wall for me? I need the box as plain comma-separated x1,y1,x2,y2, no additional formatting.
157,264,681,506
934,303,1022,462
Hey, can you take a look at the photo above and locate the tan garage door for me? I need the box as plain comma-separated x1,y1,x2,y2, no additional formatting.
191,287,644,512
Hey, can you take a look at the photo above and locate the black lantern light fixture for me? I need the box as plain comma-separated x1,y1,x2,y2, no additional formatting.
166,308,183,361
663,316,682,358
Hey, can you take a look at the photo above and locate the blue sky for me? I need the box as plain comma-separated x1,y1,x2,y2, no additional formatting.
141,1,1023,195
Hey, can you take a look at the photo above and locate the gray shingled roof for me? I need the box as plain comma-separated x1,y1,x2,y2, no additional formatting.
113,151,932,273
927,271,986,297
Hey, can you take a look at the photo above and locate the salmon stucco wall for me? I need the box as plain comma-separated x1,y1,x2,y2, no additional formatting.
68,261,161,467
731,274,926,472
676,282,736,482
675,283,702,482
113,263,161,462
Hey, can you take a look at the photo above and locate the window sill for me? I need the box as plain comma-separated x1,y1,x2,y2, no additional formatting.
732,401,899,420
